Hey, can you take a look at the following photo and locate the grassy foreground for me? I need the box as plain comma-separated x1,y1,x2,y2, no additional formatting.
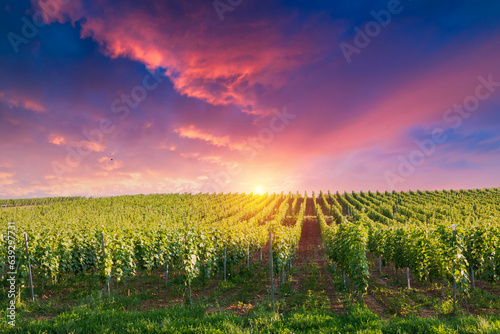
2,293,500,334
2,248,500,333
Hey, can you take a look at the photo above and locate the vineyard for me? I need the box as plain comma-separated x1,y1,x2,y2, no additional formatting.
1,188,500,333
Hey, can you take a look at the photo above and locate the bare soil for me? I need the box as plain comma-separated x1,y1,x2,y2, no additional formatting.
292,206,343,313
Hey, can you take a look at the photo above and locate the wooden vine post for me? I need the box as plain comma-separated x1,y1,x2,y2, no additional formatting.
24,233,35,301
223,246,227,282
269,229,274,307
452,224,457,314
101,232,110,298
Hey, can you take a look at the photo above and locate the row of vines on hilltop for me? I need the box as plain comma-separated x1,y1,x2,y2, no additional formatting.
1,192,306,301
322,188,500,305
312,188,499,308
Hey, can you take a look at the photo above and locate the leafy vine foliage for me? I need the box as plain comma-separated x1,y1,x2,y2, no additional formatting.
1,192,303,297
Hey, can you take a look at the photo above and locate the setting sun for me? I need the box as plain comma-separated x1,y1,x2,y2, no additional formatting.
255,186,264,195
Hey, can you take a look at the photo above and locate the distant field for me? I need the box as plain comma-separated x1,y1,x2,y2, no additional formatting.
1,188,500,333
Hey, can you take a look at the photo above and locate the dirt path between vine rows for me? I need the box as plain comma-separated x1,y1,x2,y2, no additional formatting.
293,216,344,313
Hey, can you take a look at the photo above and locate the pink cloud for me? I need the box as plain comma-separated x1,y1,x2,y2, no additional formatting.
32,0,332,115
175,125,248,151
48,133,105,152
0,91,46,113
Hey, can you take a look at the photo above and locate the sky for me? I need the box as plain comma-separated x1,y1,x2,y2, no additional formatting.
0,0,499,198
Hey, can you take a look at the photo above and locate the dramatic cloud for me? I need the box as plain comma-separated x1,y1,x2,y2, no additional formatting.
31,0,331,114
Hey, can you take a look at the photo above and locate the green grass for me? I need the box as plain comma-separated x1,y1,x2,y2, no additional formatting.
2,301,500,333
469,289,500,312
2,260,500,333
